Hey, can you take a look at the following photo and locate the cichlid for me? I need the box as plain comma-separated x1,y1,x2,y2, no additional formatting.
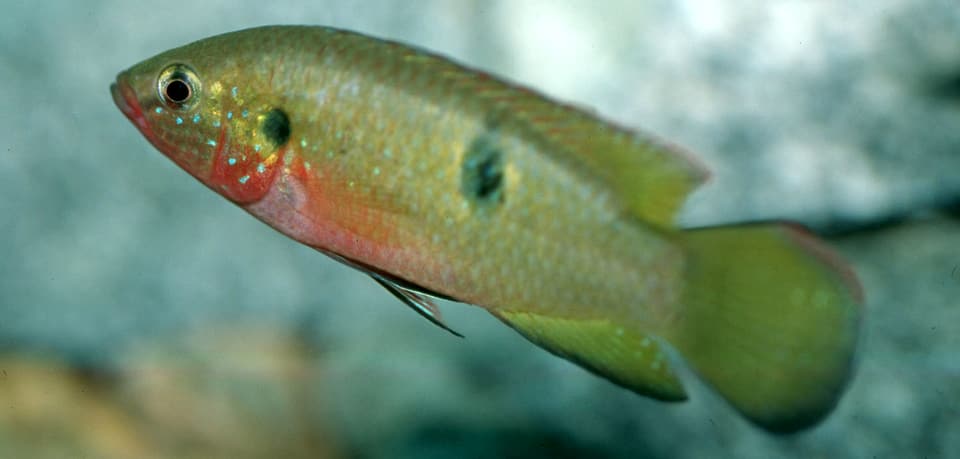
111,26,863,432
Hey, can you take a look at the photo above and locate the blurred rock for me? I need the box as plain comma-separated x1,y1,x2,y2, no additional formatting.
117,326,342,459
0,357,148,459
0,327,342,459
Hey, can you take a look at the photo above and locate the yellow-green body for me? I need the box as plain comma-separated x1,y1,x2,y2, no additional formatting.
112,26,863,432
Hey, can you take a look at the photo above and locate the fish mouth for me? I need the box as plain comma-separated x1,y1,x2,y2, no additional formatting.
110,74,149,132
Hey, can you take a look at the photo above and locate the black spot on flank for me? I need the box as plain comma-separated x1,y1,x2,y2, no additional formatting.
462,133,505,206
261,108,291,147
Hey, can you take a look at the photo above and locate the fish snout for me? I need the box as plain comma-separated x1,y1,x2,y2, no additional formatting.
110,74,148,131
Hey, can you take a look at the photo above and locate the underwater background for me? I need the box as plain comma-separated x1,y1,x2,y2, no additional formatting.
2,0,958,457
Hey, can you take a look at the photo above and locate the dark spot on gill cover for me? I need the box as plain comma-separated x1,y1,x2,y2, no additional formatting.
461,130,505,206
261,108,291,147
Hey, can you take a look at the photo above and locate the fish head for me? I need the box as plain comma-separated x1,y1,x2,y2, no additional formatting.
111,36,288,204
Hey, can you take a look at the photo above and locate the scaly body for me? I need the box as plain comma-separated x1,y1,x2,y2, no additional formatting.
112,26,862,432
250,40,684,326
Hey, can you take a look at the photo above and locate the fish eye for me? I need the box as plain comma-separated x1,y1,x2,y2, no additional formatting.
157,64,200,110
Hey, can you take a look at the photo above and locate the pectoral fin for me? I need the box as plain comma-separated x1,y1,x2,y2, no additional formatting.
371,275,464,338
317,248,463,337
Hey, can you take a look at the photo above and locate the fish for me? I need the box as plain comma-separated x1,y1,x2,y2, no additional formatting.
111,25,863,433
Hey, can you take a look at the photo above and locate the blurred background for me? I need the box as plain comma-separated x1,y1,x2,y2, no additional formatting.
2,0,958,457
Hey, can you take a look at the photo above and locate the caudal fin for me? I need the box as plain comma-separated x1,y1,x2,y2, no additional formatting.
669,223,863,432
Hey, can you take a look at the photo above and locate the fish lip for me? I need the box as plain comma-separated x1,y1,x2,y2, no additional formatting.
110,74,149,132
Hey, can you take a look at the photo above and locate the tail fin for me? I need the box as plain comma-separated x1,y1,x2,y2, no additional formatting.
669,223,863,432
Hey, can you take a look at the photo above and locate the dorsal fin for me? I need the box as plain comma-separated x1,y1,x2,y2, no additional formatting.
517,104,709,227
436,63,709,226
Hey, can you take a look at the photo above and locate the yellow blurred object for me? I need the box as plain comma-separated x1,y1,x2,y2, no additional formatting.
0,357,149,458
0,326,342,459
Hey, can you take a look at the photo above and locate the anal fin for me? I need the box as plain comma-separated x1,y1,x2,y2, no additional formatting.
491,310,687,401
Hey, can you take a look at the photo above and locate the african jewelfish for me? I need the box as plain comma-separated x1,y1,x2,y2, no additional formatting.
111,25,863,432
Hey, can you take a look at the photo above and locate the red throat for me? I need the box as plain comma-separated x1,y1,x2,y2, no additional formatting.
207,128,284,205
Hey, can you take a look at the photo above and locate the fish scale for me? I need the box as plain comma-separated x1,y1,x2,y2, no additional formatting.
112,25,862,433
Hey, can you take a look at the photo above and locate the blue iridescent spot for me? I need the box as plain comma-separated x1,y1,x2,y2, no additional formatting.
254,144,262,152
241,109,249,118
154,107,163,114
227,157,237,166
206,139,217,147
256,163,266,174
238,175,250,184
227,112,233,119
175,117,183,125
213,119,221,128
231,86,238,98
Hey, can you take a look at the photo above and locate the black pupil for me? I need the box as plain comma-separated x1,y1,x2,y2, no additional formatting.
165,79,191,103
